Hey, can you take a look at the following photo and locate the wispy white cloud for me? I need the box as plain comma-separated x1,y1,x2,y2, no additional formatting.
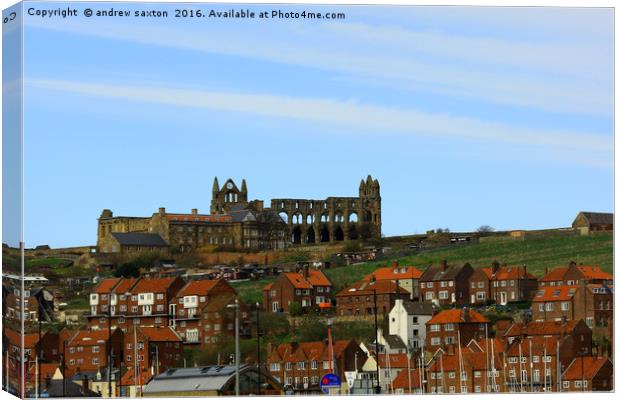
27,78,611,168
24,13,612,116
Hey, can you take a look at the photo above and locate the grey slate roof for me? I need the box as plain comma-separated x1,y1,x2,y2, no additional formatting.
401,301,436,316
578,211,613,226
111,232,168,247
143,364,282,395
420,263,472,282
383,334,407,349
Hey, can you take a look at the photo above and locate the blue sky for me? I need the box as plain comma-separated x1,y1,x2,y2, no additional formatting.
12,3,614,247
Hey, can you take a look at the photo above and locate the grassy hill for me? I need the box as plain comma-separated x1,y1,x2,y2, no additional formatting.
231,232,612,304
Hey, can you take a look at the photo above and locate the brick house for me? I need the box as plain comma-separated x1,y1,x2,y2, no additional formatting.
200,294,251,346
426,348,503,394
362,262,423,301
469,262,537,305
504,336,561,392
391,366,423,394
539,262,613,288
3,328,40,393
169,279,237,344
531,283,612,328
263,267,332,313
425,308,490,352
560,356,613,392
88,277,138,331
64,329,123,376
468,267,493,305
335,280,410,317
419,261,473,305
503,320,592,370
121,326,182,376
267,340,365,393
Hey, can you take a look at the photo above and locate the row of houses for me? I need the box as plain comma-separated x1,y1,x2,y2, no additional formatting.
264,318,613,394
86,276,251,346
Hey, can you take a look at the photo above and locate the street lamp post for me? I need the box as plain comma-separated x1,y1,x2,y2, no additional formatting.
256,302,261,396
227,300,240,396
373,289,381,394
108,290,113,397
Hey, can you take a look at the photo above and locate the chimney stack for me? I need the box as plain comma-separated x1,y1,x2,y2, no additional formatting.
303,264,309,279
392,261,399,268
159,207,166,214
569,261,577,268
191,208,198,215
441,260,448,272
492,260,500,274
291,341,299,353
463,307,470,322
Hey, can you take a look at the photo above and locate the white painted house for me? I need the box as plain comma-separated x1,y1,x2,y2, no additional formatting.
389,299,436,350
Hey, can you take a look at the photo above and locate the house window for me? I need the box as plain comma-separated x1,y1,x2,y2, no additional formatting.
421,283,426,289
286,362,292,370
92,346,100,353
532,356,539,363
92,358,99,365
430,324,440,332
546,303,554,311
563,381,569,389
441,281,447,288
439,291,449,300
474,371,481,378
311,360,318,370
561,302,570,311
270,363,280,371
444,323,454,331
425,292,434,300
538,303,544,312
323,361,329,369
427,282,434,288
431,337,440,345
297,361,305,369
448,372,455,379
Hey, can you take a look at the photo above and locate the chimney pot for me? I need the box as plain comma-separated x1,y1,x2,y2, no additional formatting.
159,207,166,214
191,208,198,215
441,260,448,271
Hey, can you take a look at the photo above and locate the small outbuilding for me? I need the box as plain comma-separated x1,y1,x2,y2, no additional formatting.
572,211,613,234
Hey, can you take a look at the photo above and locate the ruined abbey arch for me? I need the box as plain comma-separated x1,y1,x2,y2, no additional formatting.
270,175,382,245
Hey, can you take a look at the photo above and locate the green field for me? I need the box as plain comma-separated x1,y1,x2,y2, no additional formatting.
231,232,613,304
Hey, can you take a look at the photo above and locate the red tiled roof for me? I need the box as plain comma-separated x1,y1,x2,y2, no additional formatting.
263,283,273,291
576,266,612,280
120,368,153,386
283,273,313,289
268,340,351,363
476,267,493,279
562,357,610,380
378,353,410,368
132,277,178,293
139,327,181,342
427,308,489,324
506,336,558,357
427,350,500,373
306,269,332,287
391,367,422,390
176,279,220,297
504,320,580,337
4,328,39,348
532,285,578,302
69,329,112,345
362,265,423,282
113,278,138,294
467,338,505,354
540,267,569,282
28,363,60,379
493,266,535,280
336,280,410,297
166,213,232,223
95,278,121,294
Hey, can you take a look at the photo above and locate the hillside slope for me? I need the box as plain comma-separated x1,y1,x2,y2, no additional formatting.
232,232,612,304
